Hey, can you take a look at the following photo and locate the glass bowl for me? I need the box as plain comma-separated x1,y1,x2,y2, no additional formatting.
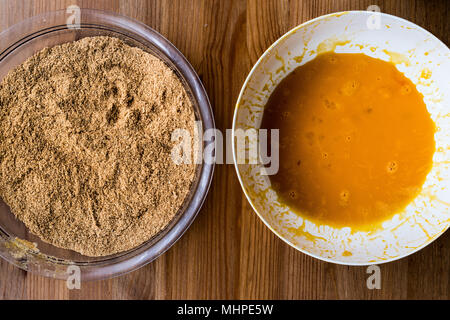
0,9,214,280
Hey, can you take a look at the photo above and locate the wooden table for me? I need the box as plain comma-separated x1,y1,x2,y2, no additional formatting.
0,0,448,300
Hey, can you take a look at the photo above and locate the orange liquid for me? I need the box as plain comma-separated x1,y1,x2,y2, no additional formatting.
262,52,435,230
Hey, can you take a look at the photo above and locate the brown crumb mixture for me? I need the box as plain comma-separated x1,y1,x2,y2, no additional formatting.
0,36,196,256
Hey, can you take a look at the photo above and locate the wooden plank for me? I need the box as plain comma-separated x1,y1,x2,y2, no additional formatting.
0,0,448,300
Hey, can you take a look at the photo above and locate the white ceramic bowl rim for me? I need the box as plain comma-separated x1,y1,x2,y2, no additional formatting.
232,11,450,265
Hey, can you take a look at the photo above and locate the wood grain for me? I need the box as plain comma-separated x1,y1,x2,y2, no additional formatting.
0,0,448,300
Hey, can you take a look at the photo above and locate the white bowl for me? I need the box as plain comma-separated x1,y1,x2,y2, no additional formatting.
233,11,450,265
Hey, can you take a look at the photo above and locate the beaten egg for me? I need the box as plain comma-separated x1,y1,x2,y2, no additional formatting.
262,52,435,230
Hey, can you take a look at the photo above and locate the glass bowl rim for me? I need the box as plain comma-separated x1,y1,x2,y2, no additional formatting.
0,8,215,281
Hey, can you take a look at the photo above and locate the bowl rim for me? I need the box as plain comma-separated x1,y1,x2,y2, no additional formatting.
232,10,450,266
0,8,215,280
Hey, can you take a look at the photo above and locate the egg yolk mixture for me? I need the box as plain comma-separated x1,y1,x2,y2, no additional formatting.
262,52,435,230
